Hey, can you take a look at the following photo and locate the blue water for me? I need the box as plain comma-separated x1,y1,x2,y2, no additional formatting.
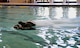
0,6,80,48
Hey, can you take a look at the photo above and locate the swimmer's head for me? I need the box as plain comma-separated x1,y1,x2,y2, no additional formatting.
18,21,23,24
14,25,20,29
18,21,25,25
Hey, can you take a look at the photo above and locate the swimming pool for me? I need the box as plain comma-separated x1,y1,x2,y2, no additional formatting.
0,6,80,48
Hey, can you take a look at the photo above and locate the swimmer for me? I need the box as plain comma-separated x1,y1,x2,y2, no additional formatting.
14,24,22,30
26,21,36,26
14,21,36,30
18,21,26,27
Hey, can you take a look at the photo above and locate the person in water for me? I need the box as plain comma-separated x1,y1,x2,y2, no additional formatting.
14,21,36,30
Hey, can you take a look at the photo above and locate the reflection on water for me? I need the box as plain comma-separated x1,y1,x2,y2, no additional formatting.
35,6,80,19
68,7,77,19
0,6,80,48
36,7,49,17
54,7,63,19
34,6,80,29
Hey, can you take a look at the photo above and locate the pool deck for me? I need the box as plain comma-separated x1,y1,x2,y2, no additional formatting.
0,3,80,6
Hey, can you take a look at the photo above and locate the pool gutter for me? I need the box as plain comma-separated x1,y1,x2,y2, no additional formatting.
0,3,80,6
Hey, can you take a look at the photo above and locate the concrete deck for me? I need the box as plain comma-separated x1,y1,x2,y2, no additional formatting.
0,3,80,6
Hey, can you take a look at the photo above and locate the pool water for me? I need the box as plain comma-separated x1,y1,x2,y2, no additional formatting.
0,6,80,48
